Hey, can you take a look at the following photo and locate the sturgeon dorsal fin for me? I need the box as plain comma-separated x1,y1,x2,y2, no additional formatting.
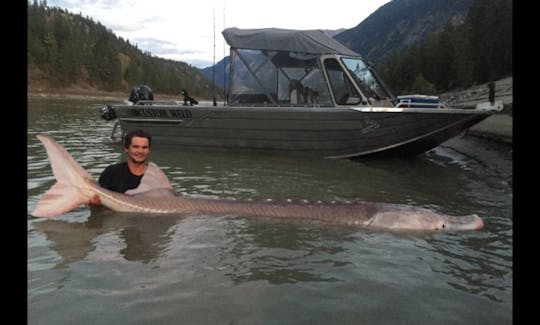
124,162,174,195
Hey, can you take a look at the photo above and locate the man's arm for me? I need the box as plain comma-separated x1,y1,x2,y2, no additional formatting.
87,194,101,206
89,166,113,206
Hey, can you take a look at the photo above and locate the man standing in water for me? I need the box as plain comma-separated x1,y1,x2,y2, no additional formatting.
88,129,152,205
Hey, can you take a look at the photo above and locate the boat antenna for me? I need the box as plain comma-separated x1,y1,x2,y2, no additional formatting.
223,1,227,105
212,6,217,106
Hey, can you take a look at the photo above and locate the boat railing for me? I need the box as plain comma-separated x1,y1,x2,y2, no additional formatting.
396,99,447,109
439,77,512,111
395,95,446,109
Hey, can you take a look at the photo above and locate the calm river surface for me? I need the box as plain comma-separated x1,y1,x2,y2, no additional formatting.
27,96,512,324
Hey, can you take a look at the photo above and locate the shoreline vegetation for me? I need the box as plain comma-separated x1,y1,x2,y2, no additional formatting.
27,86,192,102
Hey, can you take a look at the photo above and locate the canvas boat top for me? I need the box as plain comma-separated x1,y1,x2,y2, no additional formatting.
222,27,359,56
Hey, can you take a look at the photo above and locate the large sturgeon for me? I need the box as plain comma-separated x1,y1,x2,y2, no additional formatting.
31,134,484,231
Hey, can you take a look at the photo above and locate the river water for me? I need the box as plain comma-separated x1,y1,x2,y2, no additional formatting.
27,96,512,324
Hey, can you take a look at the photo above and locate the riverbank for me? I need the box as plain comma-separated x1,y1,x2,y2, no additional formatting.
466,114,512,144
440,76,513,144
27,88,182,102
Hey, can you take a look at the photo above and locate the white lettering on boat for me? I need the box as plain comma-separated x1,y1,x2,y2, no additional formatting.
133,108,192,119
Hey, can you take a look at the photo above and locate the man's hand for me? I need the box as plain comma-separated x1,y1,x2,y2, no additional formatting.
87,194,101,206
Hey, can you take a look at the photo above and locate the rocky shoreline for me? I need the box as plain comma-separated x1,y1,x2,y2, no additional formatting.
440,76,513,144
466,114,512,144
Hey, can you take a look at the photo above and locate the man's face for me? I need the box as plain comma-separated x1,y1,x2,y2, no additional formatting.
125,136,150,164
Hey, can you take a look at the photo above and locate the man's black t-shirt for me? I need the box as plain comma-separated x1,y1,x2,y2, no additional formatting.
98,162,143,193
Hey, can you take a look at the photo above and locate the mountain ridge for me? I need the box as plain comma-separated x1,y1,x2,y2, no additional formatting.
334,0,474,64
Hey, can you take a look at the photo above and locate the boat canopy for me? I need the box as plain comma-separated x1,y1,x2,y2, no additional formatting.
222,27,359,56
223,27,394,107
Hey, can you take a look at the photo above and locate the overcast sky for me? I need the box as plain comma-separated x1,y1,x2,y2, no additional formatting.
46,0,392,68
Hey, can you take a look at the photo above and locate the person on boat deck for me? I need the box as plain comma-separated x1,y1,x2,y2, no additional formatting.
88,129,152,205
180,88,198,106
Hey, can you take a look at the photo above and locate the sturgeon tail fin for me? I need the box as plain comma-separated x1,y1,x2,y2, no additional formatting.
31,135,96,218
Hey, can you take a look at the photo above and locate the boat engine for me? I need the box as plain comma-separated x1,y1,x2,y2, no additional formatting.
128,85,154,104
100,105,117,121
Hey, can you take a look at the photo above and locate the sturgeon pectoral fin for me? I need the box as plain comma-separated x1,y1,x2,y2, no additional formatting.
125,162,174,195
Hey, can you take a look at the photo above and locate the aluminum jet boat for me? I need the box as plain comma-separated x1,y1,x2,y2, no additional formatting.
100,27,502,158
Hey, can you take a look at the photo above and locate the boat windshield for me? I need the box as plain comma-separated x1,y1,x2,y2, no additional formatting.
340,57,391,102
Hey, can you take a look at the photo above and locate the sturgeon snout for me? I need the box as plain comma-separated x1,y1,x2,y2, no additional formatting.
442,214,484,231
367,207,484,231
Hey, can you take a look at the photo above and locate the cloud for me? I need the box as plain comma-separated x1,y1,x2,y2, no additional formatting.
131,38,201,56
108,16,160,33
46,0,392,68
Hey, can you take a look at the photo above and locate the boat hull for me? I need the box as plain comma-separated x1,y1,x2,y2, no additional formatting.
110,104,491,158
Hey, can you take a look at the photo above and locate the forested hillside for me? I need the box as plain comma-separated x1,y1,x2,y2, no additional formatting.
375,0,512,95
27,1,221,98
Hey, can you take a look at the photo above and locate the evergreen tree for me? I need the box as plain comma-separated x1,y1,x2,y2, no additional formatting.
378,0,512,95
410,73,437,95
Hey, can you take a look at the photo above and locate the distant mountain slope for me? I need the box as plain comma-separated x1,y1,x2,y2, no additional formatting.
334,0,474,64
200,56,230,89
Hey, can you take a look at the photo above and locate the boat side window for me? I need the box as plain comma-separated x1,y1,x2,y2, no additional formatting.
270,52,333,106
229,49,334,106
323,58,362,105
300,68,333,106
284,69,333,106
229,49,278,105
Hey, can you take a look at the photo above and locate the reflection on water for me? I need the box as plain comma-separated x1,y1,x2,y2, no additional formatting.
31,210,182,267
214,219,358,285
28,96,512,324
